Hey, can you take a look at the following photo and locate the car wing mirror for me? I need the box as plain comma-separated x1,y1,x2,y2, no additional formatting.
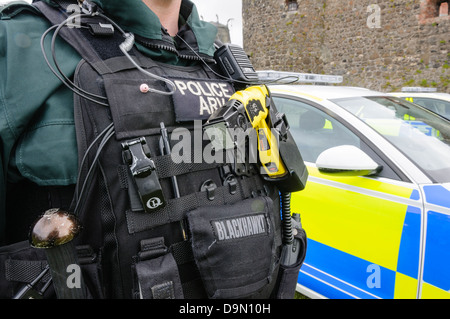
316,145,382,177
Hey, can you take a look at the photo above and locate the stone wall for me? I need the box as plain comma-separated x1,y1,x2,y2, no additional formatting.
210,22,232,44
243,0,450,92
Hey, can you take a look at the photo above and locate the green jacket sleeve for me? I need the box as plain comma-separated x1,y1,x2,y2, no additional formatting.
0,2,81,244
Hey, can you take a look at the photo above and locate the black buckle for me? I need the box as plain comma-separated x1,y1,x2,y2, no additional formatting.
122,138,166,213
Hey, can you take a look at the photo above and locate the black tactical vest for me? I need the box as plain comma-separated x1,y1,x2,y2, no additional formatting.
0,0,306,299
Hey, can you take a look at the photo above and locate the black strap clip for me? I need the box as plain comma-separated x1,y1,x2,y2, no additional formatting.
122,137,166,213
223,174,237,195
200,179,217,201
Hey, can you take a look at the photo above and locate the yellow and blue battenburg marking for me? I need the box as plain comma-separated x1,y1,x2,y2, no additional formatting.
420,185,450,298
293,167,450,299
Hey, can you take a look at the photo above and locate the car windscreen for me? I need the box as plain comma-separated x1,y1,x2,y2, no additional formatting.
412,97,450,121
332,96,450,183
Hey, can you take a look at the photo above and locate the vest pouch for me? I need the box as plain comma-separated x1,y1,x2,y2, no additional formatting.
187,196,279,299
103,76,174,140
76,245,105,299
132,238,184,299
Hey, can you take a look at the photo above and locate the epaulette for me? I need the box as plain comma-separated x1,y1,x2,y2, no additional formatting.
0,1,40,20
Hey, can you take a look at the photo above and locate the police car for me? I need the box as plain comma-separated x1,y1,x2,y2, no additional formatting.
260,71,450,299
388,87,450,121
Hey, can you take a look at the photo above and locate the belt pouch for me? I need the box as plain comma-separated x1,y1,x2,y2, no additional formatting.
187,196,278,299
134,238,184,299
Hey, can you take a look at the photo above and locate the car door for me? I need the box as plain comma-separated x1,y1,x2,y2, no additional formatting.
419,183,450,298
272,95,423,299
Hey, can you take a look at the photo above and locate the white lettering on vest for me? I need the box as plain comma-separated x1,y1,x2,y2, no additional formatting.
213,214,268,241
174,80,233,117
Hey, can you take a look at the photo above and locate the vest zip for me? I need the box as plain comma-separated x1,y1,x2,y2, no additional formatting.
136,39,206,62
178,53,216,64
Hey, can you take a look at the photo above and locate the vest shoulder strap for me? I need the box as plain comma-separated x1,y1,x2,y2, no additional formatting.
0,1,40,19
32,0,119,74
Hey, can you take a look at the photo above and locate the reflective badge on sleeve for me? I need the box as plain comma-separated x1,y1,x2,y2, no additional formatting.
171,79,234,121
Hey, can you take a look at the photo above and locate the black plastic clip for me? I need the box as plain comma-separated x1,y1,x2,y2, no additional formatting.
223,174,237,195
200,180,217,201
122,137,166,213
88,23,114,37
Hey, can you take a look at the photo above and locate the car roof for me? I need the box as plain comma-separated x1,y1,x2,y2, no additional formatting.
269,85,386,100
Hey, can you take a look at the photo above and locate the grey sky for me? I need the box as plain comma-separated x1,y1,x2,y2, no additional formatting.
191,0,243,46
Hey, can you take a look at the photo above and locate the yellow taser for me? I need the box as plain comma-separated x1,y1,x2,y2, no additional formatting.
230,85,287,178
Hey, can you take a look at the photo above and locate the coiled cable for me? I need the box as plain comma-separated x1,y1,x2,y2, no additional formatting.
281,192,294,245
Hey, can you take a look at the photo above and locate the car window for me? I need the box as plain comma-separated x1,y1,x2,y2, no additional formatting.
332,96,450,183
273,97,359,162
272,96,402,180
411,98,450,120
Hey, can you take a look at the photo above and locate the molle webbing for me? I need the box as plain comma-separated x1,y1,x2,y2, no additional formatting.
123,174,266,234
